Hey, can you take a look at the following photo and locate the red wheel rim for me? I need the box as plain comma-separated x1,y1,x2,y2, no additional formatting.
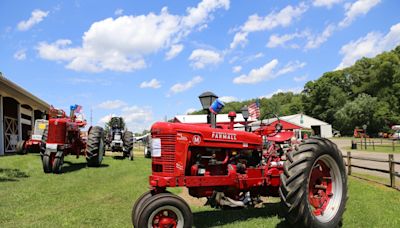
151,209,178,228
308,159,333,216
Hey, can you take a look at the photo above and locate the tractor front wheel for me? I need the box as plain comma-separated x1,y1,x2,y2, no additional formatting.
132,191,153,227
136,193,192,228
280,137,347,228
52,151,64,174
86,126,105,167
16,140,26,154
42,150,55,173
124,131,134,160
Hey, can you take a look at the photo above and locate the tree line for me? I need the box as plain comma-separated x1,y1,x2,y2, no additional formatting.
191,45,400,136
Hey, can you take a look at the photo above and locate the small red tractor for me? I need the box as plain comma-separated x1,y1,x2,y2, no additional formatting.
41,106,105,174
132,96,347,227
16,119,48,154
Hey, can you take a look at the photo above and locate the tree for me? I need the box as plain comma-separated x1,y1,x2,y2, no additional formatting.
104,117,126,136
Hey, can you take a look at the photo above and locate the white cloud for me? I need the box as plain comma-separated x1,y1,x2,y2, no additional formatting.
276,61,306,76
313,0,343,8
98,106,154,132
294,75,308,82
13,49,26,60
96,100,127,109
305,24,335,49
242,52,264,63
219,96,239,103
114,8,124,16
261,88,303,98
169,76,203,94
17,9,49,31
233,59,279,84
336,22,400,69
185,108,197,114
339,0,381,28
233,59,306,84
230,2,308,48
189,49,223,69
36,1,229,72
232,65,242,73
140,78,161,89
267,31,309,48
182,0,230,28
165,44,184,60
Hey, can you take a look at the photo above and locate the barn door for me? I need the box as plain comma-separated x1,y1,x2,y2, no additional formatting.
4,116,18,153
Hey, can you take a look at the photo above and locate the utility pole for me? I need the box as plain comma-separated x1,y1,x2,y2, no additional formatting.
90,108,93,126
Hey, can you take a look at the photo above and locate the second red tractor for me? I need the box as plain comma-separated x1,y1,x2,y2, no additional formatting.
41,106,105,174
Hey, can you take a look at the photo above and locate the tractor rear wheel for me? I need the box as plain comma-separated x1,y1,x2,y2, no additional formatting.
86,126,105,167
52,151,64,174
136,193,192,228
16,140,26,154
42,150,55,173
280,137,347,228
124,131,134,160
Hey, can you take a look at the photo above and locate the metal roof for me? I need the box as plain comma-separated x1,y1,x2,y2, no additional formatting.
0,73,49,110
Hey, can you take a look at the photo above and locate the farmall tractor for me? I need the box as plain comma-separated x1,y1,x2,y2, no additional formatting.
41,106,105,174
132,94,347,228
16,119,48,154
105,117,134,160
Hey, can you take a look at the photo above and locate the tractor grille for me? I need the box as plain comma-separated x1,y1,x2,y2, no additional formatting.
152,134,176,174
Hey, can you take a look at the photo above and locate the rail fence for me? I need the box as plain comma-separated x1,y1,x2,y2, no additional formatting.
353,138,400,151
343,151,400,190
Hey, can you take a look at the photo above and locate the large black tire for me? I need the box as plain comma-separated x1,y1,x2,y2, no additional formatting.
123,131,134,160
136,193,192,228
40,127,48,158
16,140,26,154
280,137,347,228
86,126,105,167
42,149,53,173
52,151,64,174
132,191,153,227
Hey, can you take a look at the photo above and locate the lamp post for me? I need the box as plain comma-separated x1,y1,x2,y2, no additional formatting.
241,106,249,131
198,91,218,125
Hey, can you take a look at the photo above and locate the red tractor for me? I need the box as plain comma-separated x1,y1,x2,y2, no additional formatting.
132,97,347,228
16,119,48,154
41,106,105,174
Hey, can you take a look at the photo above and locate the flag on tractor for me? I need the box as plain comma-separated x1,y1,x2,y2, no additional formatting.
70,104,82,113
248,99,260,119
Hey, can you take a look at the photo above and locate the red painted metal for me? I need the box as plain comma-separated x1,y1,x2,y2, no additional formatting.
308,160,332,216
152,209,178,227
45,108,86,157
148,121,289,198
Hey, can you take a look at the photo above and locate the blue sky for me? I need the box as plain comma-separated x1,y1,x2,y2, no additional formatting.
1,0,399,132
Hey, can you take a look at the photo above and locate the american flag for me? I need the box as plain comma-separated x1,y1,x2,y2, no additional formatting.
248,99,260,120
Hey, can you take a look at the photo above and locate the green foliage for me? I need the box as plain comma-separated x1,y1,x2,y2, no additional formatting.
303,45,400,135
189,92,304,118
104,117,126,136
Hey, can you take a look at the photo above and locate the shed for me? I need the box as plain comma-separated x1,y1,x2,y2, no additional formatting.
0,73,49,155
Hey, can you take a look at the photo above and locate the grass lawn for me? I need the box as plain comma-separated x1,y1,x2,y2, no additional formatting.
1,153,400,227
346,144,400,153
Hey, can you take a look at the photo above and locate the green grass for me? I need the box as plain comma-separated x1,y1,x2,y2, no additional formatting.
1,153,400,227
346,144,400,153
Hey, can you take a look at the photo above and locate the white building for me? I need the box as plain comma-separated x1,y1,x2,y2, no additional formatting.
250,113,333,138
0,73,49,155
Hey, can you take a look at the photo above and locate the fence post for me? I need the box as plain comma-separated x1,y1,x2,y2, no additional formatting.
393,141,395,152
347,151,352,176
372,141,375,150
389,154,395,188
